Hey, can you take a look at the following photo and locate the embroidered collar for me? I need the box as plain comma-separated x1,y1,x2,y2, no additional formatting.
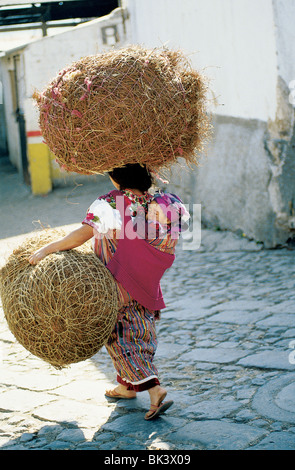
122,189,153,207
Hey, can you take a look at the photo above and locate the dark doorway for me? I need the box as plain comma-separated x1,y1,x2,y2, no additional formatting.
0,80,8,157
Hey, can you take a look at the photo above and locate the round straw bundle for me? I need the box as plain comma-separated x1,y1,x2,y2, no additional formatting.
0,229,119,368
33,45,211,175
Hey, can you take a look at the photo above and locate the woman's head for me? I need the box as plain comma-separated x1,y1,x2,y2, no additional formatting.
108,164,153,192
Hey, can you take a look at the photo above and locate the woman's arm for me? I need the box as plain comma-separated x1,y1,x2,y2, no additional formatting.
28,224,93,265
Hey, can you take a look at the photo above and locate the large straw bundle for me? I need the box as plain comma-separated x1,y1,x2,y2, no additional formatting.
0,229,119,368
33,45,211,175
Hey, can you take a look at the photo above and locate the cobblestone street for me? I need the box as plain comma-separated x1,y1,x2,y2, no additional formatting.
1,158,295,450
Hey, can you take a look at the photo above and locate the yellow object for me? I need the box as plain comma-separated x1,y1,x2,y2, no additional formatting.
27,142,52,195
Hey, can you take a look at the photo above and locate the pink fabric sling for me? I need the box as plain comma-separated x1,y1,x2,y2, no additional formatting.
106,190,175,310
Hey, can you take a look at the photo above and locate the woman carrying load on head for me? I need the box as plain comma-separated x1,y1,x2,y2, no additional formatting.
29,163,189,420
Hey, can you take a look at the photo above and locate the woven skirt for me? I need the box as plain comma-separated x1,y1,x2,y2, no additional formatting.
105,301,159,388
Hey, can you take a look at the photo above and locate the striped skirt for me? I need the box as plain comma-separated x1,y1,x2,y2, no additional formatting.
105,301,159,391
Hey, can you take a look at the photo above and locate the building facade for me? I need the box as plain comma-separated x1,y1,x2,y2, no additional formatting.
124,0,295,247
0,7,129,193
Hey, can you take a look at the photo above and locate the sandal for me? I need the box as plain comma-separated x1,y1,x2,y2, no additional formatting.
144,400,174,420
105,389,136,400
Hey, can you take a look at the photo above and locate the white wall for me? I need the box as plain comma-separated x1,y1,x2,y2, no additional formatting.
1,7,129,171
125,0,278,122
23,8,129,133
273,0,295,87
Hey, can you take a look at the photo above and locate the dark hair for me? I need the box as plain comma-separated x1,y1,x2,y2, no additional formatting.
108,164,153,192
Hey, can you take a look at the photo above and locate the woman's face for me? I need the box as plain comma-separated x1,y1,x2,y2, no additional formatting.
109,176,120,189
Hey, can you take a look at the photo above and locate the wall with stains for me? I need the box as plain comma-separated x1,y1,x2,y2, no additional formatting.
125,0,295,247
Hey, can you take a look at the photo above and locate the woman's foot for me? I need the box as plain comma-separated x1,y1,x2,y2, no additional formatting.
145,385,174,420
105,384,136,400
148,385,167,407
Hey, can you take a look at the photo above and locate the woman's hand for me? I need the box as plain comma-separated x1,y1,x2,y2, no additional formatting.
28,247,49,265
27,224,94,265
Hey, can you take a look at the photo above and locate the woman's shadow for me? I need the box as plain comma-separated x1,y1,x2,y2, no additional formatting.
0,350,178,450
0,395,176,450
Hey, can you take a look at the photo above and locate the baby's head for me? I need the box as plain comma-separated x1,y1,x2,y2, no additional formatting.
147,200,170,225
148,192,190,234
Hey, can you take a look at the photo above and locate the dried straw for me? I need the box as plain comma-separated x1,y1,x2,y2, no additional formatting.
0,229,119,368
33,45,211,175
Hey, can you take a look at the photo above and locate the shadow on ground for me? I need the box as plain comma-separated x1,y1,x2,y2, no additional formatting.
0,398,180,450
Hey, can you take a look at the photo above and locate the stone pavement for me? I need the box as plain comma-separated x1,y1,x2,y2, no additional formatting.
1,157,295,451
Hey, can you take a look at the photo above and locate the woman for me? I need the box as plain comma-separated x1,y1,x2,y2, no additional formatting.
28,163,189,420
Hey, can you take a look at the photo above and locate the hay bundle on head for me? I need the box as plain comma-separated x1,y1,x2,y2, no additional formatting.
33,45,211,175
0,229,119,368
